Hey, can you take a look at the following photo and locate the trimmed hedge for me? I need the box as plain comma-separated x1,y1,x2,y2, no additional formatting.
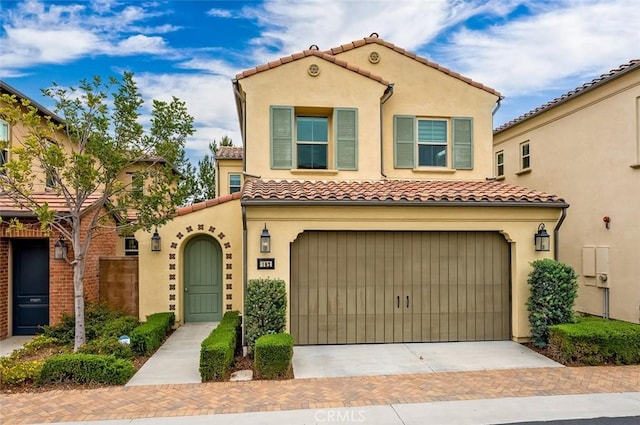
254,333,294,379
130,312,175,356
38,354,136,385
200,311,241,382
549,317,640,365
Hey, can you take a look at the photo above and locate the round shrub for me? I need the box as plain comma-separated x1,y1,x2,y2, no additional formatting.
245,278,287,353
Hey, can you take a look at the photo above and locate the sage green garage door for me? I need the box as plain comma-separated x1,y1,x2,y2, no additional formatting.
290,231,510,345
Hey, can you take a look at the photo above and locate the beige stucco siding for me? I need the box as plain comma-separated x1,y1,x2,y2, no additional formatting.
245,204,562,340
335,44,499,180
494,70,640,323
136,199,243,323
216,159,243,197
239,56,388,180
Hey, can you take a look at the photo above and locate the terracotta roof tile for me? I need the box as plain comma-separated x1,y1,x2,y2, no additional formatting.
235,50,390,86
241,179,566,206
174,192,241,217
215,146,244,160
323,36,501,97
0,192,103,216
495,59,640,133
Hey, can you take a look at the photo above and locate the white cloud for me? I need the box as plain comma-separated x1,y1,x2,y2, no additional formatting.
113,35,169,55
435,0,640,96
207,8,233,18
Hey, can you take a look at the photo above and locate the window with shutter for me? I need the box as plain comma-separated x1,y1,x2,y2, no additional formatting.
297,116,328,169
452,117,473,169
270,106,294,169
394,116,415,168
418,119,447,167
335,108,357,170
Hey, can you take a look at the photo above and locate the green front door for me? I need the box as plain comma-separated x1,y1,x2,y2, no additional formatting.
184,235,222,322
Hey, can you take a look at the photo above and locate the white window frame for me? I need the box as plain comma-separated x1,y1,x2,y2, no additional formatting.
229,173,242,194
44,139,56,189
416,118,448,168
2,119,10,175
124,236,139,256
496,150,504,177
295,115,329,170
520,141,531,170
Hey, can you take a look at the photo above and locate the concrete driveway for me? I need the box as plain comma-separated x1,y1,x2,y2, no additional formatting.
292,341,562,379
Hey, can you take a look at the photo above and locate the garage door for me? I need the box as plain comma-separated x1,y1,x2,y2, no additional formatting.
290,231,510,345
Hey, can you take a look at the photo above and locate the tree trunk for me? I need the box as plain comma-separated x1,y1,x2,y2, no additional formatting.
73,257,86,352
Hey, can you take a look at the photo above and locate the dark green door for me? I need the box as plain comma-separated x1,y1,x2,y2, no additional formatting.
184,235,222,322
13,239,49,335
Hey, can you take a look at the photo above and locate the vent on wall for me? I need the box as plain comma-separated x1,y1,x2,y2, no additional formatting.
308,63,320,77
369,51,381,64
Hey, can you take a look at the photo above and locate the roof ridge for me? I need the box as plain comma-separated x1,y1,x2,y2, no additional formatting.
174,191,241,217
495,58,640,133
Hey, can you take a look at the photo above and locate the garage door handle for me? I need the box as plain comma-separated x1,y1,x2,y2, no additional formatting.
397,296,400,309
406,296,409,308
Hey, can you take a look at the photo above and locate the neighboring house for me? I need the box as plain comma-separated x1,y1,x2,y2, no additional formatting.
138,34,567,343
494,59,640,324
0,81,117,338
215,146,244,197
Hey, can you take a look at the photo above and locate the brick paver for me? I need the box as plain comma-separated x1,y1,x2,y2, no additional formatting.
2,366,639,424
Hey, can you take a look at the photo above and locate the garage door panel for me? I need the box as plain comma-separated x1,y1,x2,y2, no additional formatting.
291,231,510,345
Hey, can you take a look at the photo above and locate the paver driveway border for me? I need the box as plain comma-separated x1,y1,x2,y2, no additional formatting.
2,365,639,424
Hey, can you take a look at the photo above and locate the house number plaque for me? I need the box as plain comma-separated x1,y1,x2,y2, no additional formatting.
257,258,275,270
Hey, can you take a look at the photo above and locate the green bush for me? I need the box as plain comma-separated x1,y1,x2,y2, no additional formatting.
99,316,139,339
245,278,287,353
0,360,43,386
254,333,294,379
200,311,241,382
527,259,578,348
550,317,640,365
79,337,134,359
130,312,175,356
38,354,135,385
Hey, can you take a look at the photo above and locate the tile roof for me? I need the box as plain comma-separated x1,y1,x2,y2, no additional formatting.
235,49,390,86
324,36,501,98
0,81,65,125
495,59,640,133
241,179,567,206
0,192,103,216
215,146,244,160
174,192,241,217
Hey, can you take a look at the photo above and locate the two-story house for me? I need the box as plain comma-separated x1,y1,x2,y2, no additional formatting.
137,35,567,344
494,59,640,324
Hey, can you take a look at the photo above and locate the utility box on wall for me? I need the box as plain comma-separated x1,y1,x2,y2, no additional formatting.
595,246,610,288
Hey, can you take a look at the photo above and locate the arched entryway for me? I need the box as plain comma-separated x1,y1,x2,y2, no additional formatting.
183,235,222,322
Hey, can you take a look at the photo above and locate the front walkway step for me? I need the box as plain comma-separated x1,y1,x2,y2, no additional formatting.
126,322,218,386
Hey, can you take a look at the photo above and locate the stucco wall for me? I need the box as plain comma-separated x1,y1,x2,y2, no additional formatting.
494,70,640,323
244,204,561,341
217,159,243,197
136,198,243,323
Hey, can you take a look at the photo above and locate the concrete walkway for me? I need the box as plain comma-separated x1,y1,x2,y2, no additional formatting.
2,365,639,424
293,341,562,378
126,322,217,386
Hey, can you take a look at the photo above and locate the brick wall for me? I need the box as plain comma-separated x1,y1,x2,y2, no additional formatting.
0,238,8,339
99,257,139,316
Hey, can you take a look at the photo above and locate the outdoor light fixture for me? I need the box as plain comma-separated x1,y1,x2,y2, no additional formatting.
534,223,550,252
151,227,162,252
260,224,271,253
54,236,67,260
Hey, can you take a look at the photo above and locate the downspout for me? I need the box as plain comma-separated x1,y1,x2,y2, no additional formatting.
379,84,394,179
553,206,567,261
241,204,248,355
232,80,247,173
492,96,504,116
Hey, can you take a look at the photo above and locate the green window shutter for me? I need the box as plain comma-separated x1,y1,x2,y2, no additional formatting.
453,117,473,169
334,108,358,170
394,115,415,168
270,106,293,169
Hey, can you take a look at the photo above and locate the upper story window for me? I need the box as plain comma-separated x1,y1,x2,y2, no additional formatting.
1,120,9,175
124,237,139,256
394,116,473,170
496,150,504,177
297,116,328,169
520,141,530,170
417,119,447,167
131,173,144,198
44,139,56,189
229,173,242,194
270,106,357,171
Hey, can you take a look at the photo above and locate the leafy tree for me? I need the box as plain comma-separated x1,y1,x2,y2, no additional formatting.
0,73,194,351
183,136,233,204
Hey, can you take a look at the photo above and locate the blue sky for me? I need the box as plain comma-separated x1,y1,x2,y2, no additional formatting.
1,0,639,162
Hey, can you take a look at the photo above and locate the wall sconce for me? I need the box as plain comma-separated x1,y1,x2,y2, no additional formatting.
260,224,271,253
151,227,162,252
54,236,67,260
534,223,550,252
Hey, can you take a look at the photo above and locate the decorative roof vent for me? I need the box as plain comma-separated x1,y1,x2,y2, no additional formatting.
309,44,319,50
369,51,381,64
308,63,320,77
369,32,379,38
